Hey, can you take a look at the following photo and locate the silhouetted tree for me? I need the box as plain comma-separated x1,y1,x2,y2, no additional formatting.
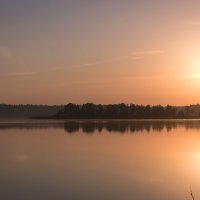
185,106,193,118
64,103,80,118
60,103,200,119
165,105,177,118
96,104,104,118
81,103,96,118
177,110,185,119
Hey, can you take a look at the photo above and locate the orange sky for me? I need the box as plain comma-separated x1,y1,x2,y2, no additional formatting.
0,1,200,105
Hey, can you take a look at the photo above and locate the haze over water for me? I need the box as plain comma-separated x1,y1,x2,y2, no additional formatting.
1,119,200,200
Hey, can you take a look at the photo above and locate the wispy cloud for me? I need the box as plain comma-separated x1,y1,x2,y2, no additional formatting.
11,71,37,76
48,51,162,72
48,62,101,72
153,73,200,80
121,50,164,60
16,153,29,162
116,55,142,60
130,50,164,56
0,46,26,68
0,46,11,59
82,62,100,67
49,66,64,71
183,20,200,26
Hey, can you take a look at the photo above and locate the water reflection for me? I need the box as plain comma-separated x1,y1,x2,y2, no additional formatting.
1,119,200,133
1,119,200,200
64,120,200,133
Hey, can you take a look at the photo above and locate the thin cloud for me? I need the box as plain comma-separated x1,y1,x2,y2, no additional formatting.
49,66,64,71
16,153,29,162
0,46,11,58
120,50,164,60
116,55,143,60
49,62,101,71
51,51,163,71
183,20,200,25
130,50,164,56
82,62,100,67
11,71,37,76
0,46,25,67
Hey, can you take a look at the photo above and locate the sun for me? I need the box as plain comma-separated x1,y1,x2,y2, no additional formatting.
190,57,200,78
191,73,200,79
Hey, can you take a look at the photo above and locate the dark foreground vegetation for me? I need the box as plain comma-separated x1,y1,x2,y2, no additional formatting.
55,103,200,119
1,103,200,119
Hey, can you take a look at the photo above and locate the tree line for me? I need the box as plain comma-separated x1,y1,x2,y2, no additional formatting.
0,104,62,118
1,103,200,119
55,103,200,119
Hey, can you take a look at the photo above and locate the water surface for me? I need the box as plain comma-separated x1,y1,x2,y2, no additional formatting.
0,119,200,200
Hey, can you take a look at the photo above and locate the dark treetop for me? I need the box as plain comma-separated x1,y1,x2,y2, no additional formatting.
55,103,200,119
1,103,200,119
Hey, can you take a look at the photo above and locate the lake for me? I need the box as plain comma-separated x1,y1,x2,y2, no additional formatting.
0,119,200,200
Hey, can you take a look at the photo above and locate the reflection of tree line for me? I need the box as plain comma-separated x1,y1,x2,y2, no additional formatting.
0,123,63,130
63,120,200,134
1,120,200,133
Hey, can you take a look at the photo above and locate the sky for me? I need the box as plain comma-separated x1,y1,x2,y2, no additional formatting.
1,0,200,105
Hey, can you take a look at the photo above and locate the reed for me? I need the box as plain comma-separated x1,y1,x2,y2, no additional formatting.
190,187,195,200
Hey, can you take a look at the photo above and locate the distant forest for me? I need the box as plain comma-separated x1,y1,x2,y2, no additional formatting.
55,103,200,119
0,104,63,118
1,103,200,119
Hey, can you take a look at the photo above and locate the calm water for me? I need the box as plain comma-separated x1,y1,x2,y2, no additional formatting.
1,119,200,200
